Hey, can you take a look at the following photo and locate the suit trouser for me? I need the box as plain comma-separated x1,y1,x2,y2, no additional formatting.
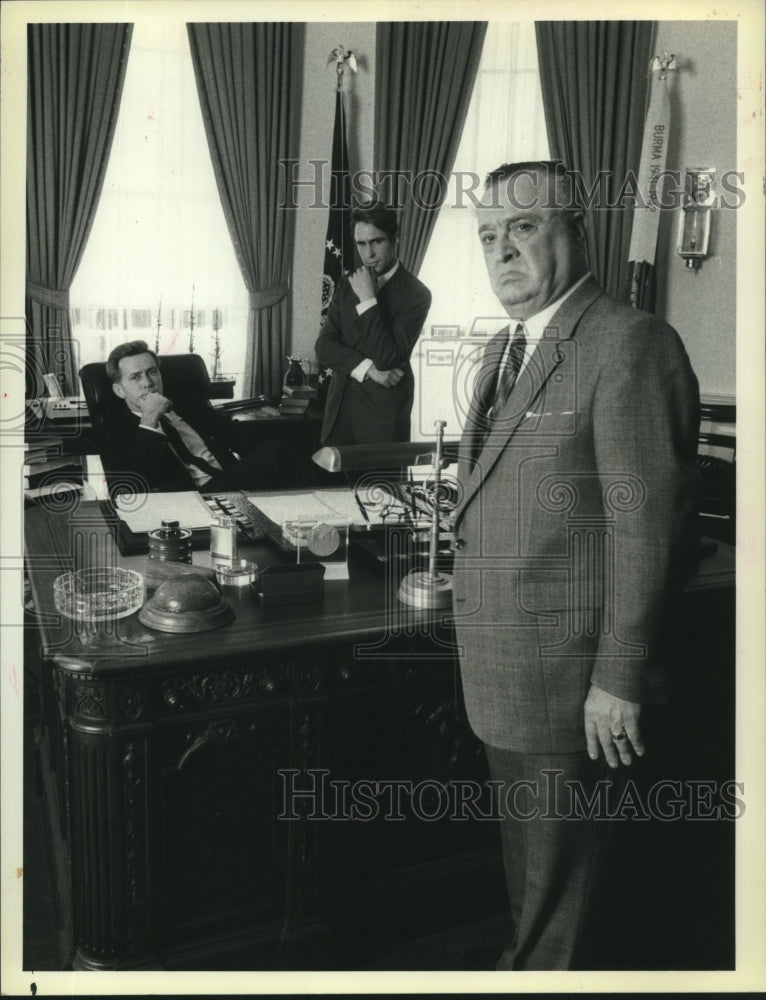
484,744,628,971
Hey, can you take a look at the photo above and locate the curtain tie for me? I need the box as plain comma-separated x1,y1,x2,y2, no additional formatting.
249,285,288,310
26,280,70,311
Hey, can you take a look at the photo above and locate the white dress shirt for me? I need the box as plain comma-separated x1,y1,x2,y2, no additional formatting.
494,271,591,389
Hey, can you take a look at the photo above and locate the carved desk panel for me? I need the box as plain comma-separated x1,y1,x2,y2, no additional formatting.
24,499,501,970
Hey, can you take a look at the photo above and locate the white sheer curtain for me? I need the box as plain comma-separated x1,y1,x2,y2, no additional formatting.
412,22,550,441
69,21,248,395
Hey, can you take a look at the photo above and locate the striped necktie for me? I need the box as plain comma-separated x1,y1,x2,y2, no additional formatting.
471,322,528,464
490,322,527,420
160,415,221,481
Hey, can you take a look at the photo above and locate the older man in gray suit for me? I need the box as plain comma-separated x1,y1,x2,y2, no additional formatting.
452,161,700,969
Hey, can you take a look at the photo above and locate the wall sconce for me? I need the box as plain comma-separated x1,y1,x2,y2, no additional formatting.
678,168,716,270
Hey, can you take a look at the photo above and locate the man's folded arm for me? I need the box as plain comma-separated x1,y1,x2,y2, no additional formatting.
316,279,432,375
352,286,432,371
314,285,371,375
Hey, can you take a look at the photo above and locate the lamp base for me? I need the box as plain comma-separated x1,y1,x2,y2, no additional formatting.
397,569,453,609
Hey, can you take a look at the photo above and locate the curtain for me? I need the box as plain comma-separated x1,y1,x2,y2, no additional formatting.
374,22,487,276
187,23,303,400
535,21,653,302
26,23,133,396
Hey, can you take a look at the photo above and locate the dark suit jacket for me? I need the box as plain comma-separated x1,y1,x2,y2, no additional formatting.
452,276,700,754
315,264,431,445
102,398,245,493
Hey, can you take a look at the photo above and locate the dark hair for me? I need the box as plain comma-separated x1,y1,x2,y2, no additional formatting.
351,200,399,241
483,160,585,242
105,340,159,384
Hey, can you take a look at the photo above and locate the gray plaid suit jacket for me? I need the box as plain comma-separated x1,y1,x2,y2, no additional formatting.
452,276,700,753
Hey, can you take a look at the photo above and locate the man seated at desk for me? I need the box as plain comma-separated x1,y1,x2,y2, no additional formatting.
104,339,282,493
315,200,432,446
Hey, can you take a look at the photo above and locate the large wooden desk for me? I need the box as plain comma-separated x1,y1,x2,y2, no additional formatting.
24,498,502,970
24,497,736,971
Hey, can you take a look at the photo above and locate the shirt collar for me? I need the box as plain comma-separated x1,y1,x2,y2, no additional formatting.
376,259,399,291
506,271,591,341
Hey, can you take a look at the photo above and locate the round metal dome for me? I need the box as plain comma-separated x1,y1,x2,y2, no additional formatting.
139,572,234,633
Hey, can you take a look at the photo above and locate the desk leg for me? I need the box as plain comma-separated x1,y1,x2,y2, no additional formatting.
68,719,158,970
278,696,331,969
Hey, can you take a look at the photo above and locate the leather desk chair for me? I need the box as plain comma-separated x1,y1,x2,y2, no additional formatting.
79,352,218,447
79,354,229,495
79,353,312,490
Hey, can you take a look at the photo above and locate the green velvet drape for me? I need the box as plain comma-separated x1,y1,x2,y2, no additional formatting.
187,23,303,400
26,23,133,395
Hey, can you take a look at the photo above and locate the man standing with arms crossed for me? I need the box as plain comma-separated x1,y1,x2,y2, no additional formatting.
315,200,431,446
451,161,700,969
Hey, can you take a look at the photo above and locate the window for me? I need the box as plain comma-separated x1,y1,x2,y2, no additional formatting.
412,21,550,440
70,21,248,396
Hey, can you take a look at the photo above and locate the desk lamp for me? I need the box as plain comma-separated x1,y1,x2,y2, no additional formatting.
311,437,459,473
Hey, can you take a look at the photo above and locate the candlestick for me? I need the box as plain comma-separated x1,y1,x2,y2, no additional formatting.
211,309,222,380
155,296,162,354
188,284,195,353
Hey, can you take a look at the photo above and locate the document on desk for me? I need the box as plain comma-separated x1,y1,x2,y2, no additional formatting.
248,488,404,528
114,491,213,533
248,490,356,527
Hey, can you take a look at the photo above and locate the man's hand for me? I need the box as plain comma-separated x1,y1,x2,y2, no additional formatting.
348,266,377,302
139,391,172,428
584,683,644,768
367,365,403,388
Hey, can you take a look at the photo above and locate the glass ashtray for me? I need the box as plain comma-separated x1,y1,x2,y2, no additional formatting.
53,568,144,622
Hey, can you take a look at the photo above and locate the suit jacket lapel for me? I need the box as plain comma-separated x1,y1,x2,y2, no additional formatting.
456,276,604,525
457,326,508,485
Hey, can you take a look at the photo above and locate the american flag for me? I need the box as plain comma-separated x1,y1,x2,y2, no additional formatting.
320,89,354,323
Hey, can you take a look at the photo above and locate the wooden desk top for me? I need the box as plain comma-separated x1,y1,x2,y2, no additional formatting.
24,498,734,675
24,499,439,675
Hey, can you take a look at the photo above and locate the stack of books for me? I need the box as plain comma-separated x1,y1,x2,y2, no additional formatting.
278,383,319,418
24,435,84,500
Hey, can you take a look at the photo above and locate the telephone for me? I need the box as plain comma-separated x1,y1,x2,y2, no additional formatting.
28,397,89,420
27,373,88,420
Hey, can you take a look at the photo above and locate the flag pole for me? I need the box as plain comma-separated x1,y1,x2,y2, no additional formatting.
320,46,357,325
628,53,678,312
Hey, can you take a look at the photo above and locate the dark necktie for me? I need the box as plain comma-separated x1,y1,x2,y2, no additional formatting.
471,323,528,464
490,322,527,420
160,416,220,479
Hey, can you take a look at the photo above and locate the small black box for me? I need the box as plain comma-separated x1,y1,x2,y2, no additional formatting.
251,561,325,606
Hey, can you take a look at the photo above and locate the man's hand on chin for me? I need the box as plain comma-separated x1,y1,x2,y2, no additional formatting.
584,683,645,769
139,392,172,428
349,266,378,302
